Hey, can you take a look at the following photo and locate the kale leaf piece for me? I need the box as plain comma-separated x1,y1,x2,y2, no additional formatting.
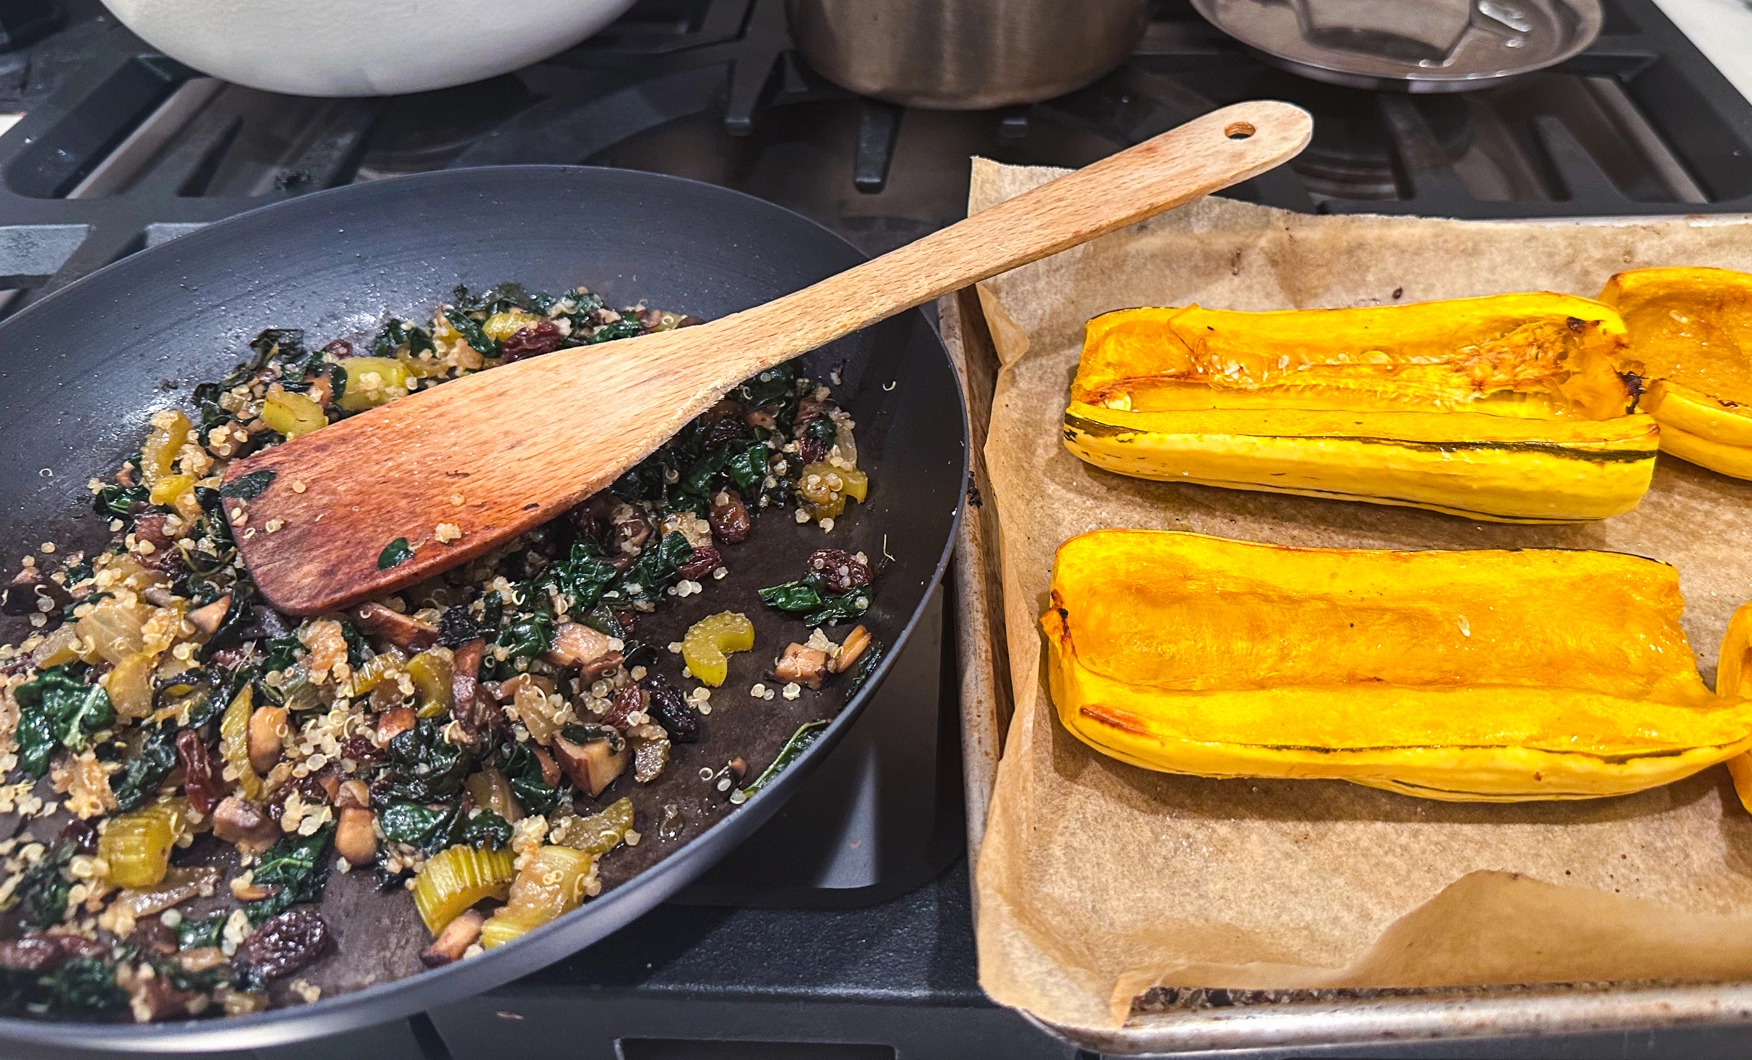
725,440,773,493
371,318,435,358
219,470,276,501
442,307,496,358
378,802,512,854
540,539,620,614
43,957,126,1013
381,719,477,803
15,664,115,777
92,483,149,526
377,537,414,570
462,811,512,850
847,638,885,694
586,317,642,344
495,739,560,816
12,839,76,928
541,530,697,617
618,532,694,607
110,724,179,812
339,620,370,667
377,801,453,853
177,912,227,951
483,608,554,682
613,450,674,504
734,363,796,411
756,577,870,628
245,828,333,923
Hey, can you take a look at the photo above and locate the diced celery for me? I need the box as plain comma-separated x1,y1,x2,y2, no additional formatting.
413,844,516,934
260,388,328,438
337,357,413,412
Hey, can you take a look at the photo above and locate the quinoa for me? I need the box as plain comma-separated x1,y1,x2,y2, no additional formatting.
0,281,876,1021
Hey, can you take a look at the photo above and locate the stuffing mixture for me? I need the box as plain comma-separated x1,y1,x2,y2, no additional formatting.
0,284,879,1020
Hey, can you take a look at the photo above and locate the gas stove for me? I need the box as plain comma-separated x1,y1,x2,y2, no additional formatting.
1,0,1750,1057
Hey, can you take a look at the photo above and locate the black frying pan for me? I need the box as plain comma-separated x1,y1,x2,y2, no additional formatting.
0,166,967,1051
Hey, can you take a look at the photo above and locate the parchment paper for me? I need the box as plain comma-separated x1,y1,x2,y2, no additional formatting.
969,157,1752,1032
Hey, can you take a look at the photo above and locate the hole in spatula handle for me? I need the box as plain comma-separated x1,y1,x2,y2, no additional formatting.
1225,121,1256,140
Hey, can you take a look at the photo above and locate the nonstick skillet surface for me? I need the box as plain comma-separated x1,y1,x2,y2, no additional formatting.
0,166,967,1052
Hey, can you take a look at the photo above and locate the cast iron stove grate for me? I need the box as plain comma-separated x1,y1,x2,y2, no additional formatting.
0,1,1750,1058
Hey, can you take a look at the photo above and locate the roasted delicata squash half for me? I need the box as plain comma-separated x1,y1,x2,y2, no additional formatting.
1043,529,1752,801
1599,266,1752,480
1063,295,1657,522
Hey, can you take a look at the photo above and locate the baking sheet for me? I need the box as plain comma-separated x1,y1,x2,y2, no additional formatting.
968,157,1752,1033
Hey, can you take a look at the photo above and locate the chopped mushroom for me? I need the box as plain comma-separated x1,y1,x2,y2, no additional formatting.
552,728,629,797
420,910,483,967
186,595,231,635
375,706,416,745
351,602,437,652
212,796,279,853
247,705,287,775
545,622,614,669
775,643,829,690
828,624,871,674
1,566,70,617
334,807,377,865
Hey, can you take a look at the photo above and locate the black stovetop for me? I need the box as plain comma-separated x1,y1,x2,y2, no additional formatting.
1,0,1751,1057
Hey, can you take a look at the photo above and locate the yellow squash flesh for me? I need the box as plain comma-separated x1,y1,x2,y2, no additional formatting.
1064,295,1656,522
1599,266,1752,479
1043,529,1752,801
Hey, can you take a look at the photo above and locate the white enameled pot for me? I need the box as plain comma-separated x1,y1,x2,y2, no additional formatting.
99,0,639,97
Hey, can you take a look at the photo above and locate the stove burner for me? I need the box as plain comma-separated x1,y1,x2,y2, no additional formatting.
356,76,539,179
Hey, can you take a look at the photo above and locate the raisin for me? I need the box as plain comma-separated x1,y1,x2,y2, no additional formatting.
266,771,331,822
708,490,751,544
614,610,639,637
131,515,182,575
0,937,62,972
675,546,721,582
807,549,871,594
175,730,222,816
644,674,699,744
323,339,354,357
568,493,615,546
602,683,642,731
57,818,97,855
702,410,748,451
132,916,178,958
1,566,69,618
437,607,485,649
500,320,562,361
612,509,652,556
51,934,108,961
342,733,385,766
206,646,249,671
794,396,830,434
240,907,328,980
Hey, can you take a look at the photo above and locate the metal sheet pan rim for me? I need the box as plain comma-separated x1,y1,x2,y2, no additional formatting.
1033,980,1752,1055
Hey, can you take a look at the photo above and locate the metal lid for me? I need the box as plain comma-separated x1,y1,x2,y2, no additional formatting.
1191,0,1604,92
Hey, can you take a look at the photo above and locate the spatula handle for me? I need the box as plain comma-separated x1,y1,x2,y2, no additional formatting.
706,99,1313,381
227,100,1311,616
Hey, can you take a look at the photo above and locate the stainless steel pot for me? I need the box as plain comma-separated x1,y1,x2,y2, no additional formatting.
786,0,1149,110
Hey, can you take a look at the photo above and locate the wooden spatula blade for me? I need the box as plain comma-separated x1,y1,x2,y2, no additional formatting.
226,100,1313,615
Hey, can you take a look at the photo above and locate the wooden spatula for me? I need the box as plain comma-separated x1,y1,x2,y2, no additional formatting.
223,100,1313,615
